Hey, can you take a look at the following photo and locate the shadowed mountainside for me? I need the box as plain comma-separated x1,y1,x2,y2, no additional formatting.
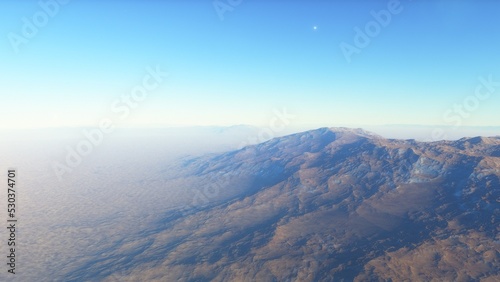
67,127,500,281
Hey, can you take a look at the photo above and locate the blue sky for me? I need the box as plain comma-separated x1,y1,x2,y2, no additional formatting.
1,0,499,129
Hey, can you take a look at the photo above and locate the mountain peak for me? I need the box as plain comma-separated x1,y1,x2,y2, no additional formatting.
156,126,500,282
325,127,382,139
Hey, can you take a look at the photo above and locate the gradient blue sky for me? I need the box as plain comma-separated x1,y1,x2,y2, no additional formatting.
1,0,499,129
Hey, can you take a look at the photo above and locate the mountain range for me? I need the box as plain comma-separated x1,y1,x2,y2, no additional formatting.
69,127,499,281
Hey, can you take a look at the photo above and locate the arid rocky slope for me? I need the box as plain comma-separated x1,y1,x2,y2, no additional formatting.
71,128,500,281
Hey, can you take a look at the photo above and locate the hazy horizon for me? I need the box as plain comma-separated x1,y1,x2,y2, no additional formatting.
1,124,499,141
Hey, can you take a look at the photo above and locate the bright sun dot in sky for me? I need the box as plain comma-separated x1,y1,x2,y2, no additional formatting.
2,2,500,129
